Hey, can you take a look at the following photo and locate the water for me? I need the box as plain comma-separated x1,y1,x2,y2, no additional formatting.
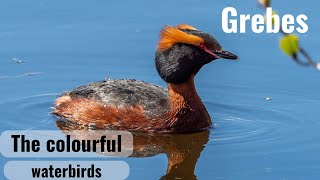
1,0,320,179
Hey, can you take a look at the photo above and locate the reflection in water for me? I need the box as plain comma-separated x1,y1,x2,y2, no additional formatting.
56,120,209,180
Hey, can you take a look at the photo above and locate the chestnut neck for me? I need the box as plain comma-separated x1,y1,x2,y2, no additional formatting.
165,75,212,132
167,75,204,110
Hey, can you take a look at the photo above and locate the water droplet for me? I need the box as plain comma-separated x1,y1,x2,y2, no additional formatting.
12,58,25,63
264,97,272,101
316,63,320,71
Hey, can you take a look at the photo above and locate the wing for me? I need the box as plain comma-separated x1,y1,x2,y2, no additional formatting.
63,79,169,118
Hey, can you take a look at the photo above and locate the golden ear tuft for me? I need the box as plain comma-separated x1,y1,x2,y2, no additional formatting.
157,25,204,51
176,24,198,30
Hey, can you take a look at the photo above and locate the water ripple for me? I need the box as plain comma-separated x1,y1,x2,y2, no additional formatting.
204,99,320,158
0,72,43,79
0,93,57,130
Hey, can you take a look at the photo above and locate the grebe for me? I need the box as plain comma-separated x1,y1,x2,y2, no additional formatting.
53,24,238,133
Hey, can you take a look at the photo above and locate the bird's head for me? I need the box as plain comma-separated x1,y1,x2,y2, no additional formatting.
155,24,238,84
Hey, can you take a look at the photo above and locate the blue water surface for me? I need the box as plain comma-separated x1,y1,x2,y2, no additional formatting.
1,0,320,179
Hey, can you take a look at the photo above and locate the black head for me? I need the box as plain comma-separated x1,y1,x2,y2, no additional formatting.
155,24,238,84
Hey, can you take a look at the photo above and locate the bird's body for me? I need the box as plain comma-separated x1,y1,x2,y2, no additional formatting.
60,79,169,119
53,24,238,133
54,77,211,133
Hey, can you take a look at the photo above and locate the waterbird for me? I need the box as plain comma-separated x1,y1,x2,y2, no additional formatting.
53,24,238,133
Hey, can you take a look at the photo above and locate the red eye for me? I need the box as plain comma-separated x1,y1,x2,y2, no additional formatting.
199,43,206,49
